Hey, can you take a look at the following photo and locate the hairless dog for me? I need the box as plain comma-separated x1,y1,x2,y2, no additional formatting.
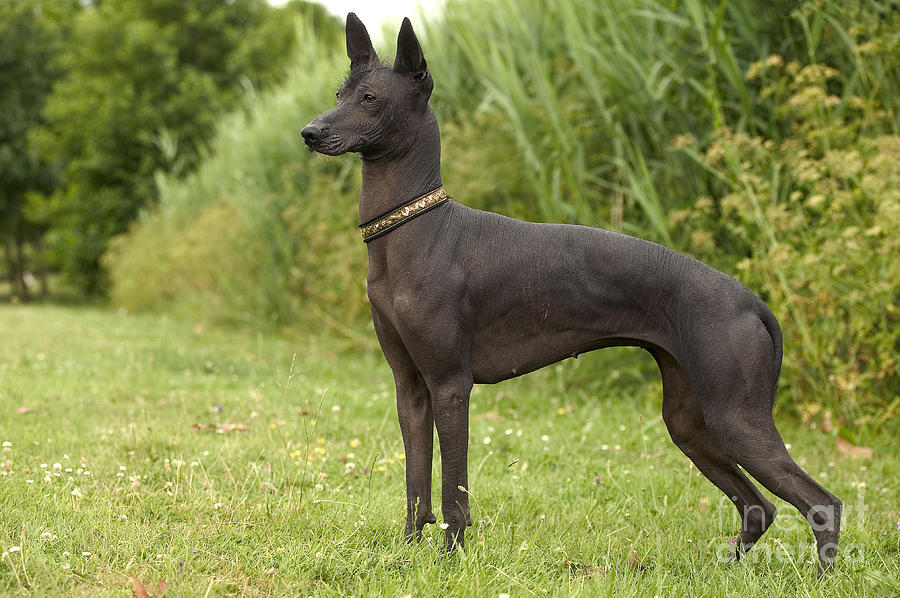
301,13,842,575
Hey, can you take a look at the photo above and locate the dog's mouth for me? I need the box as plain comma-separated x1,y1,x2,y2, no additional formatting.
304,135,347,156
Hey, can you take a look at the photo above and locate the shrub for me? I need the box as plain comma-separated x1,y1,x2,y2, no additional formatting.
672,50,899,426
105,19,368,331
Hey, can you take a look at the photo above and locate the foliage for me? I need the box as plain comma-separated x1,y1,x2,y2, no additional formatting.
430,0,899,424
672,55,900,427
428,0,806,239
106,0,899,423
105,20,368,332
0,0,76,300
29,0,332,294
1,304,898,595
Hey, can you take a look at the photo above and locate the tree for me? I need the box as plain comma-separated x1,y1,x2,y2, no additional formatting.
30,0,312,295
0,0,77,300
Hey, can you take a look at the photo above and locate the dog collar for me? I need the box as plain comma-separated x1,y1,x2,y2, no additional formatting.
359,186,449,242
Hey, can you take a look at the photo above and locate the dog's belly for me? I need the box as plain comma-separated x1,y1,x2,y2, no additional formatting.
466,289,663,383
470,330,650,384
463,236,672,383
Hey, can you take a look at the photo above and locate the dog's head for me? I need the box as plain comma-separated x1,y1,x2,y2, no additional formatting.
301,13,434,159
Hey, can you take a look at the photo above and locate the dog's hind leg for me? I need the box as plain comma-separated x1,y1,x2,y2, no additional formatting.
692,317,842,575
704,408,842,575
652,347,777,561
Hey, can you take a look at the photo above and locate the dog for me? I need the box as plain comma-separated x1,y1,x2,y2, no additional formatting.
301,13,842,575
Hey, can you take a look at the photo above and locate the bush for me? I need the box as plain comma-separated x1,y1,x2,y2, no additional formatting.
105,19,368,332
673,52,899,427
30,0,317,294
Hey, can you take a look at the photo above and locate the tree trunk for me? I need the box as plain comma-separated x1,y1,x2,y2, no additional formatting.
7,217,30,302
32,236,49,299
38,260,49,299
13,230,31,302
3,235,18,300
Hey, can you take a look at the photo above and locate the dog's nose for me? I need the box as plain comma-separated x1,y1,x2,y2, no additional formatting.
301,123,326,143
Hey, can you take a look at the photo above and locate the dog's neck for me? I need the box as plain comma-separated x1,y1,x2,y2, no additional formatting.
359,109,442,226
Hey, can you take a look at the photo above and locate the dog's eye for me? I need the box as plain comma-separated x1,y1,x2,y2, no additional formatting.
335,90,341,99
363,94,376,104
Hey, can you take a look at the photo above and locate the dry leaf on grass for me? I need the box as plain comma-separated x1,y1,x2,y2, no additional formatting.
130,574,149,598
15,407,32,415
130,574,168,598
566,560,606,577
191,423,249,433
627,551,647,571
836,436,873,459
473,411,500,421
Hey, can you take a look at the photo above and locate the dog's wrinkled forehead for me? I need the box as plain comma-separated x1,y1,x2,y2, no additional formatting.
339,62,390,93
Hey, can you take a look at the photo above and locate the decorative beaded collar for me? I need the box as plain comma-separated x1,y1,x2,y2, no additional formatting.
359,187,450,243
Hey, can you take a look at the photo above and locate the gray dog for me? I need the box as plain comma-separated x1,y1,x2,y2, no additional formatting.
301,13,842,575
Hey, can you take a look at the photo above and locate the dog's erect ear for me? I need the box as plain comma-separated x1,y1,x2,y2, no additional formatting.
346,12,377,70
393,18,428,79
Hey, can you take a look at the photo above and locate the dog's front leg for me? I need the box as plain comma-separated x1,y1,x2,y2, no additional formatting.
429,373,474,550
394,367,437,540
372,310,437,540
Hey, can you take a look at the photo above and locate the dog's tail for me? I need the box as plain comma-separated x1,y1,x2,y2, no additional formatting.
758,305,784,399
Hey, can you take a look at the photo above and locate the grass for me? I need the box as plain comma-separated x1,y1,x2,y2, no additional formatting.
0,304,897,596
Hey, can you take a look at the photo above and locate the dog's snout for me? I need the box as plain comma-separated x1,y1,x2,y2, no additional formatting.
301,122,326,144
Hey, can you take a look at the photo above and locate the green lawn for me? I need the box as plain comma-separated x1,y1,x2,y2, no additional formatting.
1,305,897,596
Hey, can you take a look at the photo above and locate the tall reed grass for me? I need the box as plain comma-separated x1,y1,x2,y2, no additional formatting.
426,0,802,241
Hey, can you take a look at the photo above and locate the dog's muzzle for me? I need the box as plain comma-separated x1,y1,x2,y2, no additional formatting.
301,122,347,155
301,122,327,147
